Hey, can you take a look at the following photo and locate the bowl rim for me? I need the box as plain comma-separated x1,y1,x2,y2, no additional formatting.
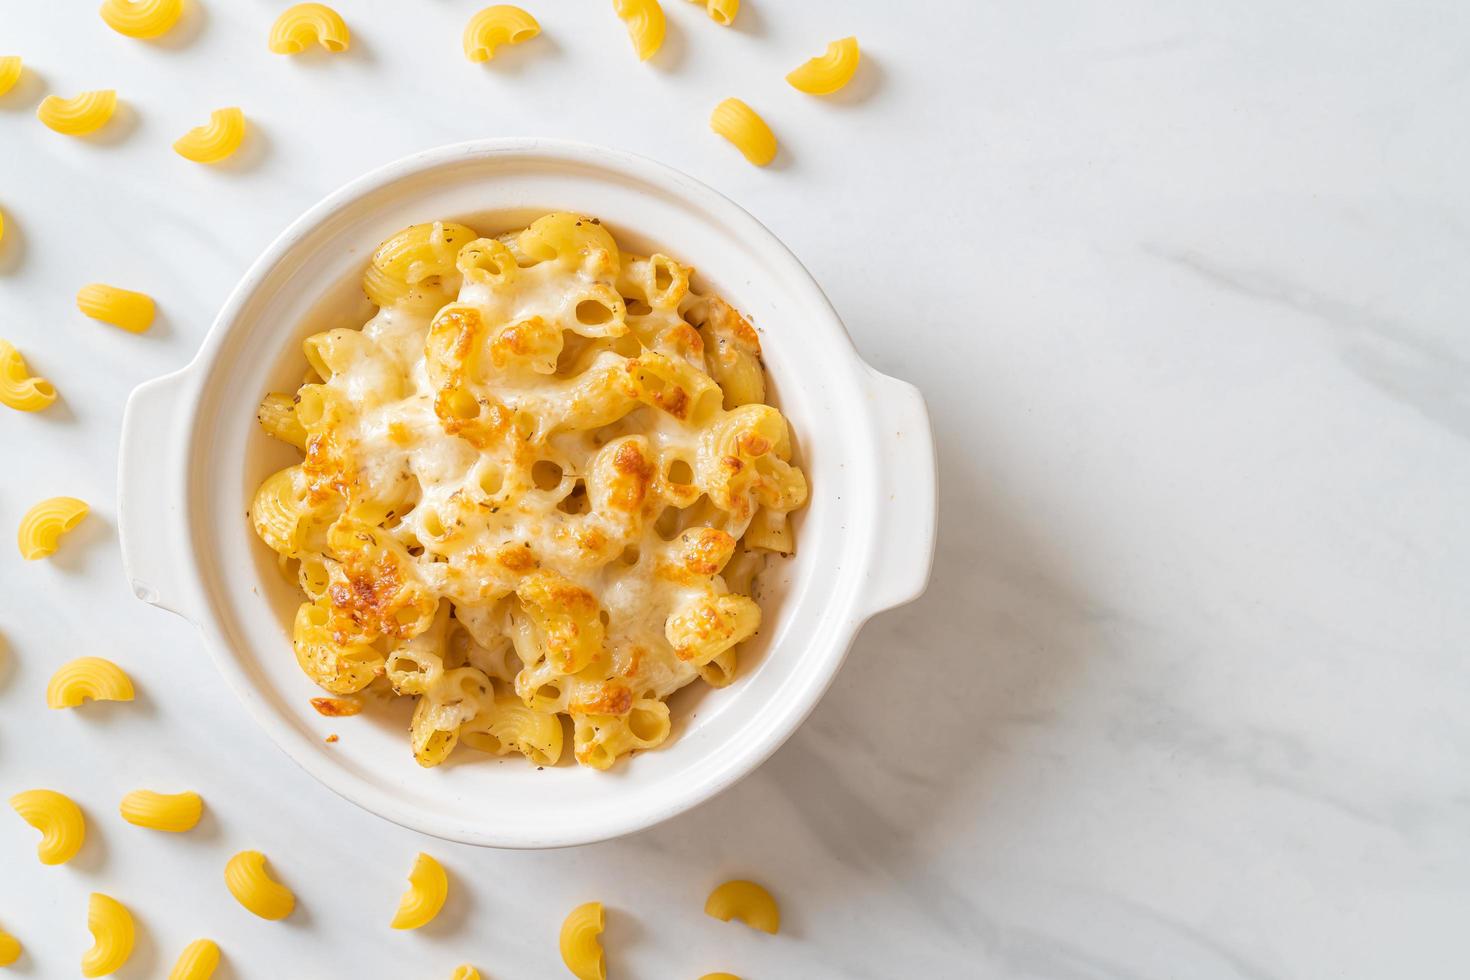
120,137,936,847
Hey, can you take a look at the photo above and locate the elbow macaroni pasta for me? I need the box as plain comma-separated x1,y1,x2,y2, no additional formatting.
120,789,203,832
269,3,350,54
362,220,478,312
688,0,737,26
167,938,220,980
704,879,779,934
0,56,22,96
47,657,134,708
612,0,665,61
99,0,184,39
36,90,117,136
0,339,58,412
699,975,740,980
257,392,308,449
710,99,777,166
464,5,540,62
0,924,18,967
786,36,860,95
250,214,806,770
82,893,135,978
225,850,295,920
559,902,605,980
391,852,448,929
10,789,85,865
18,496,89,560
173,107,246,163
451,968,480,980
77,283,155,333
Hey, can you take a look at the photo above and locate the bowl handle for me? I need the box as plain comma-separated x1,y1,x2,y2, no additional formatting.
860,368,938,617
118,367,200,624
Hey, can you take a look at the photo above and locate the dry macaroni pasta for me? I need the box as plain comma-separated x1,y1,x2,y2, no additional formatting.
451,968,480,980
174,108,246,164
225,850,295,920
688,0,737,26
0,339,58,412
37,90,117,135
704,879,779,933
168,938,220,980
612,0,665,61
0,57,22,96
77,283,155,332
0,924,18,967
559,902,605,980
10,789,85,865
120,789,203,832
391,852,448,929
269,3,350,54
250,214,807,770
100,0,184,39
82,893,134,978
786,37,861,95
710,99,777,166
47,657,134,708
18,496,89,560
464,5,540,62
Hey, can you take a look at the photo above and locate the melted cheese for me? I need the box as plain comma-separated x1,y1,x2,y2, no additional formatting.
254,215,808,768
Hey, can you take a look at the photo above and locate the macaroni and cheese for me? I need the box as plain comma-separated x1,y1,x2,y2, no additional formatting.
250,213,807,770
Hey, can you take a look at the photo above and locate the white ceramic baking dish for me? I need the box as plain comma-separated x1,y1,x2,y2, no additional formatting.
117,139,935,848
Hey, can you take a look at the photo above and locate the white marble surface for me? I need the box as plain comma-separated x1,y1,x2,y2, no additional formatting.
2,1,1467,977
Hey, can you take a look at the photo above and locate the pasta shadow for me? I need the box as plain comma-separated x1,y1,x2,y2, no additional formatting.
728,0,769,39
0,65,44,111
824,53,884,109
650,15,688,72
143,0,208,51
601,905,650,978
418,863,473,938
207,951,239,980
80,101,140,147
213,122,271,174
113,905,158,980
49,511,112,576
340,29,379,67
183,796,224,845
30,384,77,425
1,948,35,976
208,951,241,980
476,32,562,75
761,144,795,174
0,207,26,274
135,306,177,343
69,802,109,874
